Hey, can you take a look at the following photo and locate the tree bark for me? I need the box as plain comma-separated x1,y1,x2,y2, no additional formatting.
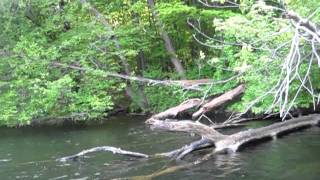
131,6,149,111
79,0,148,110
135,51,150,111
215,114,320,152
146,118,227,141
147,0,186,79
192,84,245,119
148,114,320,153
148,98,202,120
144,84,245,122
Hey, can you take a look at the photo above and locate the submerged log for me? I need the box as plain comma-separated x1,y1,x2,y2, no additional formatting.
158,138,212,160
192,84,245,119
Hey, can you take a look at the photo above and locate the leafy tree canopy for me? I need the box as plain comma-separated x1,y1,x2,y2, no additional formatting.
0,0,319,126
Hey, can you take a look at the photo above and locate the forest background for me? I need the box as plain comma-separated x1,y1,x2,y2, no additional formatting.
0,0,319,126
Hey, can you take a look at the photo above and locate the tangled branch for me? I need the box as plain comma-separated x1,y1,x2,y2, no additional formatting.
268,11,320,119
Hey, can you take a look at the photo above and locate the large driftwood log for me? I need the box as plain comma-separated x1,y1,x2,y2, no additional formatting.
133,114,320,179
146,118,226,141
147,84,245,121
215,115,320,152
148,114,320,152
192,84,245,119
149,98,202,120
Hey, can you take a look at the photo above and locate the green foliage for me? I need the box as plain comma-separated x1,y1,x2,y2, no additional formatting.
0,0,319,126
0,0,122,126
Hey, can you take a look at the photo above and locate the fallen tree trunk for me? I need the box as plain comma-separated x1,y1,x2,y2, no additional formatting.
131,114,320,179
146,118,226,141
192,84,245,119
215,114,320,152
147,84,245,122
149,98,202,120
148,114,320,152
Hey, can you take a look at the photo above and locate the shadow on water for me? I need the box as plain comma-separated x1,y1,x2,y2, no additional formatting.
0,115,319,179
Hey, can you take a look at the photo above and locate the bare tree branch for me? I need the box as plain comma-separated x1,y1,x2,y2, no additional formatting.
57,146,149,162
197,0,239,8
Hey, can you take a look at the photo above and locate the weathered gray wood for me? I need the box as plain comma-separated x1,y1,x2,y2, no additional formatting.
57,146,149,162
146,118,226,141
215,114,320,152
52,62,209,91
148,114,320,153
131,114,320,179
192,84,245,119
157,138,212,159
148,98,202,120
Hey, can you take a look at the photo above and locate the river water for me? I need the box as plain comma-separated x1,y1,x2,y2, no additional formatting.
0,115,319,180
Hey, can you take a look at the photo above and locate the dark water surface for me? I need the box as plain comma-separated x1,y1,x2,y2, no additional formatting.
0,115,319,180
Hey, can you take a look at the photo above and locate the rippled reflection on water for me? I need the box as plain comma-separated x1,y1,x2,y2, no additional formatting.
0,115,319,179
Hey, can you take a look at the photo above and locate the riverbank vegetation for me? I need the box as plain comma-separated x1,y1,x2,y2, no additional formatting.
0,0,320,126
